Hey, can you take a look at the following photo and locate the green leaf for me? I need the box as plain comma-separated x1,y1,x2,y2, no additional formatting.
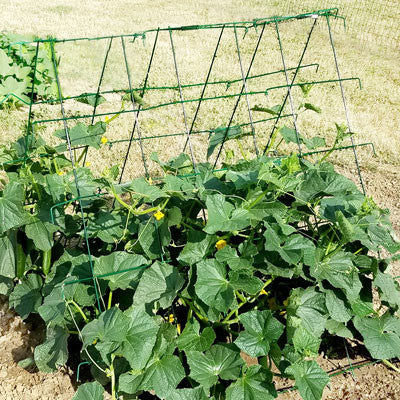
9,274,43,319
0,48,12,75
0,232,16,279
204,194,250,234
251,104,282,115
374,270,400,309
177,319,215,352
303,103,321,113
195,259,234,313
178,231,214,266
121,306,159,370
186,344,244,388
81,307,129,348
0,182,30,234
94,252,148,291
207,125,246,159
279,126,300,145
286,360,329,400
234,310,284,357
34,326,69,372
303,136,326,150
264,227,315,265
54,121,106,150
76,93,106,107
119,370,145,395
133,261,184,309
129,177,169,202
25,217,56,252
166,387,208,400
287,288,327,340
354,312,400,359
311,252,362,302
324,289,352,323
229,270,263,295
72,381,104,400
325,320,353,338
138,218,170,259
293,325,321,357
226,365,277,400
139,355,185,398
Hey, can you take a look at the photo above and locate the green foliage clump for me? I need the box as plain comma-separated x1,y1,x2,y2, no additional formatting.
0,125,399,400
0,32,58,107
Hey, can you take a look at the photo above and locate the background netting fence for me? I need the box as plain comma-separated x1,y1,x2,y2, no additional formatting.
272,0,400,50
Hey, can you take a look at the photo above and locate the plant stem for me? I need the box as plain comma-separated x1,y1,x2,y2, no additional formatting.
110,355,117,400
382,359,400,373
68,300,88,323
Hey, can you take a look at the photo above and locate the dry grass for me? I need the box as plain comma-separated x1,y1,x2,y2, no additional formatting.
0,2,399,193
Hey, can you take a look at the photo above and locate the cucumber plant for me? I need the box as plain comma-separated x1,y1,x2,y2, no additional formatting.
0,118,399,400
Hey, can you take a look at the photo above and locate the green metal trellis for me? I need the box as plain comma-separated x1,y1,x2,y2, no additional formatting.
3,7,391,395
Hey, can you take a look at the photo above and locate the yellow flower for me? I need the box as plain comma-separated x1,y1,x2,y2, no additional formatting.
105,116,110,123
147,177,153,185
57,171,64,176
215,239,227,250
267,297,279,310
101,136,108,144
259,288,268,296
168,314,174,323
154,210,165,221
177,323,181,335
85,162,91,167
283,298,289,307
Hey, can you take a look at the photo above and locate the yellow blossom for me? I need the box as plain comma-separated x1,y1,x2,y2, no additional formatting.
267,297,279,310
105,116,109,123
147,177,153,185
215,239,227,250
283,298,289,307
168,314,174,323
57,171,64,176
154,210,165,221
259,288,268,296
85,162,91,167
101,136,108,144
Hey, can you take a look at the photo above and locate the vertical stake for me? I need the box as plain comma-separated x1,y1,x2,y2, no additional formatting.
233,25,259,157
213,23,266,169
82,37,114,166
49,40,104,313
263,17,318,155
168,28,197,171
326,15,366,195
183,26,225,154
25,41,40,163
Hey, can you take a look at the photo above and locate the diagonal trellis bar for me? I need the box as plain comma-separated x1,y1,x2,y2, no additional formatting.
48,40,104,313
81,36,114,166
118,29,160,184
326,14,366,194
182,25,225,153
233,25,259,157
263,16,318,155
168,27,198,170
213,22,267,168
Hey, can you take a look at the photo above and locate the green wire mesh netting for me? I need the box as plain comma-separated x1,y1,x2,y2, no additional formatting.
2,7,395,395
275,0,400,50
